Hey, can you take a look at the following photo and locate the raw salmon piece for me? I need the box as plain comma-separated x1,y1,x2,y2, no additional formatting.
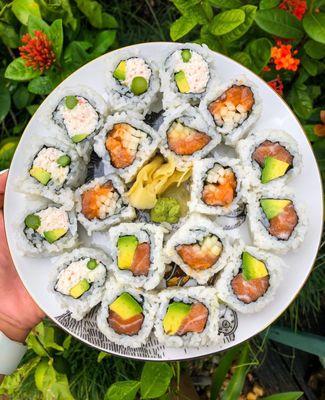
177,244,219,270
167,122,211,155
177,303,208,335
202,182,235,206
130,242,150,276
108,309,144,335
231,273,269,304
81,182,113,220
252,140,293,167
268,204,298,240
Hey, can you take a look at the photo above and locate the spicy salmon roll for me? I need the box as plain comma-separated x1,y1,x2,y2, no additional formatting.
164,214,233,284
200,76,261,145
18,203,78,256
97,283,158,348
75,175,135,235
51,247,110,320
94,112,161,183
215,243,285,313
154,286,220,347
106,49,160,116
161,43,218,109
247,188,307,253
237,129,302,188
189,157,245,216
108,222,165,290
158,105,221,167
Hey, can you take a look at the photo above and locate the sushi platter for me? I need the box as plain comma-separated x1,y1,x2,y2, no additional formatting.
4,42,323,361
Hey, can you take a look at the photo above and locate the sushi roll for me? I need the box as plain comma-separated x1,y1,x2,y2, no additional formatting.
94,112,161,183
97,283,158,348
164,214,233,284
189,157,245,216
106,49,160,116
158,105,221,167
160,43,218,109
154,286,221,347
237,129,302,189
215,243,285,313
75,175,135,236
19,138,86,210
44,85,107,160
18,203,78,256
247,188,307,253
200,76,261,145
108,222,166,290
51,247,110,320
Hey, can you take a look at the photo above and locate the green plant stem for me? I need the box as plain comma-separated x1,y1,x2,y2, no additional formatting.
0,2,12,18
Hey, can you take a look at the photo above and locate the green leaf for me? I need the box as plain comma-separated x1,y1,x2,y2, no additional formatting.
303,125,319,142
50,372,75,400
0,22,20,48
232,51,253,68
313,140,325,171
97,351,110,363
172,0,201,15
303,12,325,44
263,392,304,400
304,40,325,59
259,0,281,9
105,381,140,400
0,83,11,122
288,82,313,120
26,331,49,357
209,9,245,36
170,15,197,41
12,0,41,25
91,30,116,58
208,0,243,8
64,41,90,70
246,37,272,73
75,0,118,29
35,359,56,391
13,85,30,109
200,26,224,52
49,19,63,59
28,15,50,35
35,0,78,30
140,362,173,399
301,54,318,76
255,9,304,39
5,58,41,81
223,5,257,42
28,75,54,94
27,104,40,115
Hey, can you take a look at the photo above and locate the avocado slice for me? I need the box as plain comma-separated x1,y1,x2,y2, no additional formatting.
43,228,68,244
260,198,291,220
30,166,51,185
175,71,190,93
242,252,268,281
181,49,191,62
71,134,89,143
113,60,126,81
69,279,90,299
261,157,290,184
109,292,143,320
163,302,191,335
117,235,139,270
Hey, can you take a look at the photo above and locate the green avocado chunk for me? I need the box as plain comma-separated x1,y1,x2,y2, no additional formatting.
71,134,89,143
109,292,143,319
69,279,90,299
260,198,291,220
24,214,41,230
43,228,68,244
131,76,148,95
87,259,98,270
261,156,290,184
113,60,126,81
117,235,139,270
175,70,190,93
242,252,268,281
30,166,51,185
163,302,191,335
65,96,78,109
181,49,191,62
150,197,181,224
57,155,71,167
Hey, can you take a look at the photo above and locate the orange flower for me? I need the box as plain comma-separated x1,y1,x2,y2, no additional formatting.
279,0,307,20
270,40,300,72
268,75,284,96
19,31,56,73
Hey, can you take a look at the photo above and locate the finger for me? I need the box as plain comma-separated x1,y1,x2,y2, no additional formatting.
0,171,8,195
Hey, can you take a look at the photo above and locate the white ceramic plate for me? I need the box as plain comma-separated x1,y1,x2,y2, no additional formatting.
4,42,323,361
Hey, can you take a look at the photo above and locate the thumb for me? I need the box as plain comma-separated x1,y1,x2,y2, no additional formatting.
0,170,8,209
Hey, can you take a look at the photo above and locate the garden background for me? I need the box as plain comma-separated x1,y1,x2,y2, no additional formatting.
0,0,324,399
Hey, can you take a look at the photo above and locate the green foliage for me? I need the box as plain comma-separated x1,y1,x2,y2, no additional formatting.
140,362,173,398
263,393,303,400
255,9,303,39
105,381,140,400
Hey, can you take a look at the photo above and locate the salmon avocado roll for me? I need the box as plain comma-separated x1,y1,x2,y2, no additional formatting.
97,284,158,348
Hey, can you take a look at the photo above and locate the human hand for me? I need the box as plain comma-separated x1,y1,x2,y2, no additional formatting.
0,171,45,343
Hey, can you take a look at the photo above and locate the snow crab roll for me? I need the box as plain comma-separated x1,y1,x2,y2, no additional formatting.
216,244,285,313
108,222,165,290
189,157,244,216
19,138,86,210
237,129,301,188
19,203,78,256
158,105,221,167
51,247,110,320
247,188,307,253
154,286,220,347
97,284,158,348
75,175,135,235
94,112,160,183
161,43,218,109
164,214,233,284
106,49,160,116
200,76,261,145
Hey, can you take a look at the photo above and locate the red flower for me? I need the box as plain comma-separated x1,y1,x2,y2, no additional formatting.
19,31,56,73
279,0,307,20
268,75,284,96
270,40,300,72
